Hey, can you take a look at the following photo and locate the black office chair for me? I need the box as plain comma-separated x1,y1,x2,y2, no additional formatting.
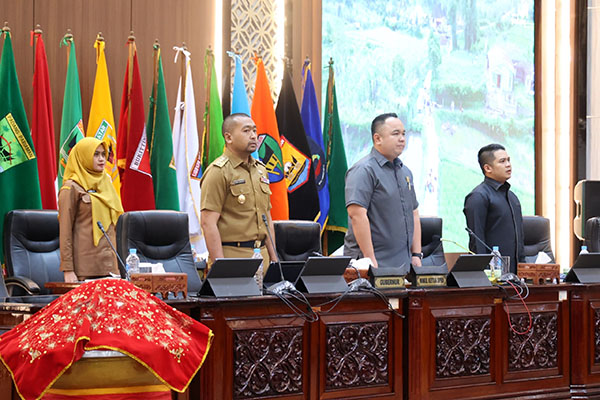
3,210,63,295
116,211,202,295
273,220,321,261
522,215,555,263
420,216,445,266
585,217,600,252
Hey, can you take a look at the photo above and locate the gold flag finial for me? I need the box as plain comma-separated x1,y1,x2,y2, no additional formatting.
96,32,104,41
128,31,135,41
3,21,10,33
63,28,73,40
34,24,43,34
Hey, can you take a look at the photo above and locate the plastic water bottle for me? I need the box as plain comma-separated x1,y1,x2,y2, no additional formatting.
126,248,140,277
191,245,198,262
252,248,263,294
580,245,589,255
490,246,502,278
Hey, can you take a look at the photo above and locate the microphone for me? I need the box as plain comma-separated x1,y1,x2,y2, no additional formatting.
464,227,510,275
97,221,127,279
465,227,493,253
261,214,295,294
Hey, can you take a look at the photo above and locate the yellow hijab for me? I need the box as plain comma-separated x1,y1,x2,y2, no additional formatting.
62,137,123,246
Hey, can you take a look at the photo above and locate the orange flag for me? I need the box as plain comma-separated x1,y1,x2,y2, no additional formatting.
251,58,288,220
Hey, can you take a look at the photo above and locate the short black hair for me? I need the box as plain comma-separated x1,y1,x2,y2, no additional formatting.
371,112,399,136
477,143,505,174
222,113,251,137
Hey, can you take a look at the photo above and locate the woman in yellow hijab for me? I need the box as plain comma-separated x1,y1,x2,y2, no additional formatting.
58,137,123,282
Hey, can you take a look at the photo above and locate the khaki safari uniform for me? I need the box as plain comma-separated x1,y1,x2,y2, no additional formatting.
58,180,119,278
200,148,272,266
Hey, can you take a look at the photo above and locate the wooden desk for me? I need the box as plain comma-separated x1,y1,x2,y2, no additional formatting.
407,285,571,399
0,284,591,400
570,283,600,398
191,291,406,400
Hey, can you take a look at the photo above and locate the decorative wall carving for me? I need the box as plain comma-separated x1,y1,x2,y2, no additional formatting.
508,312,557,371
234,327,303,399
594,308,600,364
436,317,490,378
325,322,389,389
230,0,283,102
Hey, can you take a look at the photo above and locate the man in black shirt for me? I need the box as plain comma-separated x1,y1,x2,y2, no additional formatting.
463,144,524,273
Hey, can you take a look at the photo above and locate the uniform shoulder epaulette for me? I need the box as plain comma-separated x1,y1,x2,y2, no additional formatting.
213,154,229,168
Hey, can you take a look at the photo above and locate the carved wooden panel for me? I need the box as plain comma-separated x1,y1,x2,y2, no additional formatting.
230,0,283,102
325,322,389,389
508,312,558,371
436,317,490,378
233,327,303,399
594,308,600,365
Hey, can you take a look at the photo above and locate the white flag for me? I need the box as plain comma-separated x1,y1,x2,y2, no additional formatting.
172,47,206,253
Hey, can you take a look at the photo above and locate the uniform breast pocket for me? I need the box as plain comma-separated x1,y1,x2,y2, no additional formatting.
81,193,92,204
230,183,251,206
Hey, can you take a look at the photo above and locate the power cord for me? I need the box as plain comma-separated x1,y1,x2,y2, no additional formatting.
495,274,532,335
265,285,319,323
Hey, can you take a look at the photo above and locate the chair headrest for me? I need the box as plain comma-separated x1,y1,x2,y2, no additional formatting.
4,210,59,252
522,215,551,245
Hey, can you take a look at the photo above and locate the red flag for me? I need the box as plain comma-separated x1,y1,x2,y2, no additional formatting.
116,39,155,211
31,31,57,209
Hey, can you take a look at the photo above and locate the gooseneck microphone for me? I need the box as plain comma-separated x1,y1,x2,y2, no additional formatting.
465,227,510,274
97,221,127,279
261,214,295,294
465,227,493,253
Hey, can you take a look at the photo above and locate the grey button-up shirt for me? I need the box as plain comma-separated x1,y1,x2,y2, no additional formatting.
343,147,419,273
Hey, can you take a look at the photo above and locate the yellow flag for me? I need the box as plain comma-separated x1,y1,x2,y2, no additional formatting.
87,38,120,195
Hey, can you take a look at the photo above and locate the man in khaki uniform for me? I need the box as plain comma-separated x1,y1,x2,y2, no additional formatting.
200,113,277,267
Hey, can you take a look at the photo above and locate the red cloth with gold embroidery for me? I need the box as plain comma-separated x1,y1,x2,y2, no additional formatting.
0,279,213,400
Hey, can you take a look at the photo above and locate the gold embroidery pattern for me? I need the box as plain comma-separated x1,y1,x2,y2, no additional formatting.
13,279,196,364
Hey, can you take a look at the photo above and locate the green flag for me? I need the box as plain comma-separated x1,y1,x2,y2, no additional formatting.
147,44,179,210
201,48,224,172
0,31,42,263
323,60,348,255
58,36,84,188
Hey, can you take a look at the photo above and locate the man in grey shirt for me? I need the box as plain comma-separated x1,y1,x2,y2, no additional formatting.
343,113,422,273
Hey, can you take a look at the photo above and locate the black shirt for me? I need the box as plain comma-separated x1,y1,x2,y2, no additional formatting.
463,177,524,273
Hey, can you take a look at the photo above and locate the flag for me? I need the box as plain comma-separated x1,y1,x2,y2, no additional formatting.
147,43,179,210
0,30,42,262
301,60,330,230
58,34,84,188
251,58,288,220
116,39,155,211
323,60,348,254
275,67,319,221
200,48,224,172
172,46,205,252
228,51,250,115
87,36,120,196
228,51,258,159
31,30,57,210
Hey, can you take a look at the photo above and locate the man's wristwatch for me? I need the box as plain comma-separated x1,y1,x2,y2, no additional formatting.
412,252,423,259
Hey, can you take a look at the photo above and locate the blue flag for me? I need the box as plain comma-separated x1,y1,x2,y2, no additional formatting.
301,61,330,230
228,52,255,158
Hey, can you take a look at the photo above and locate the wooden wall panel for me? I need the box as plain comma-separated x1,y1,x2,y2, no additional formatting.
1,0,215,152
0,0,34,123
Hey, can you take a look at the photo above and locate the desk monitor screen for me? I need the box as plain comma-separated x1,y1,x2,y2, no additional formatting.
264,261,305,286
301,256,352,276
207,258,262,279
451,254,493,272
572,253,600,269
